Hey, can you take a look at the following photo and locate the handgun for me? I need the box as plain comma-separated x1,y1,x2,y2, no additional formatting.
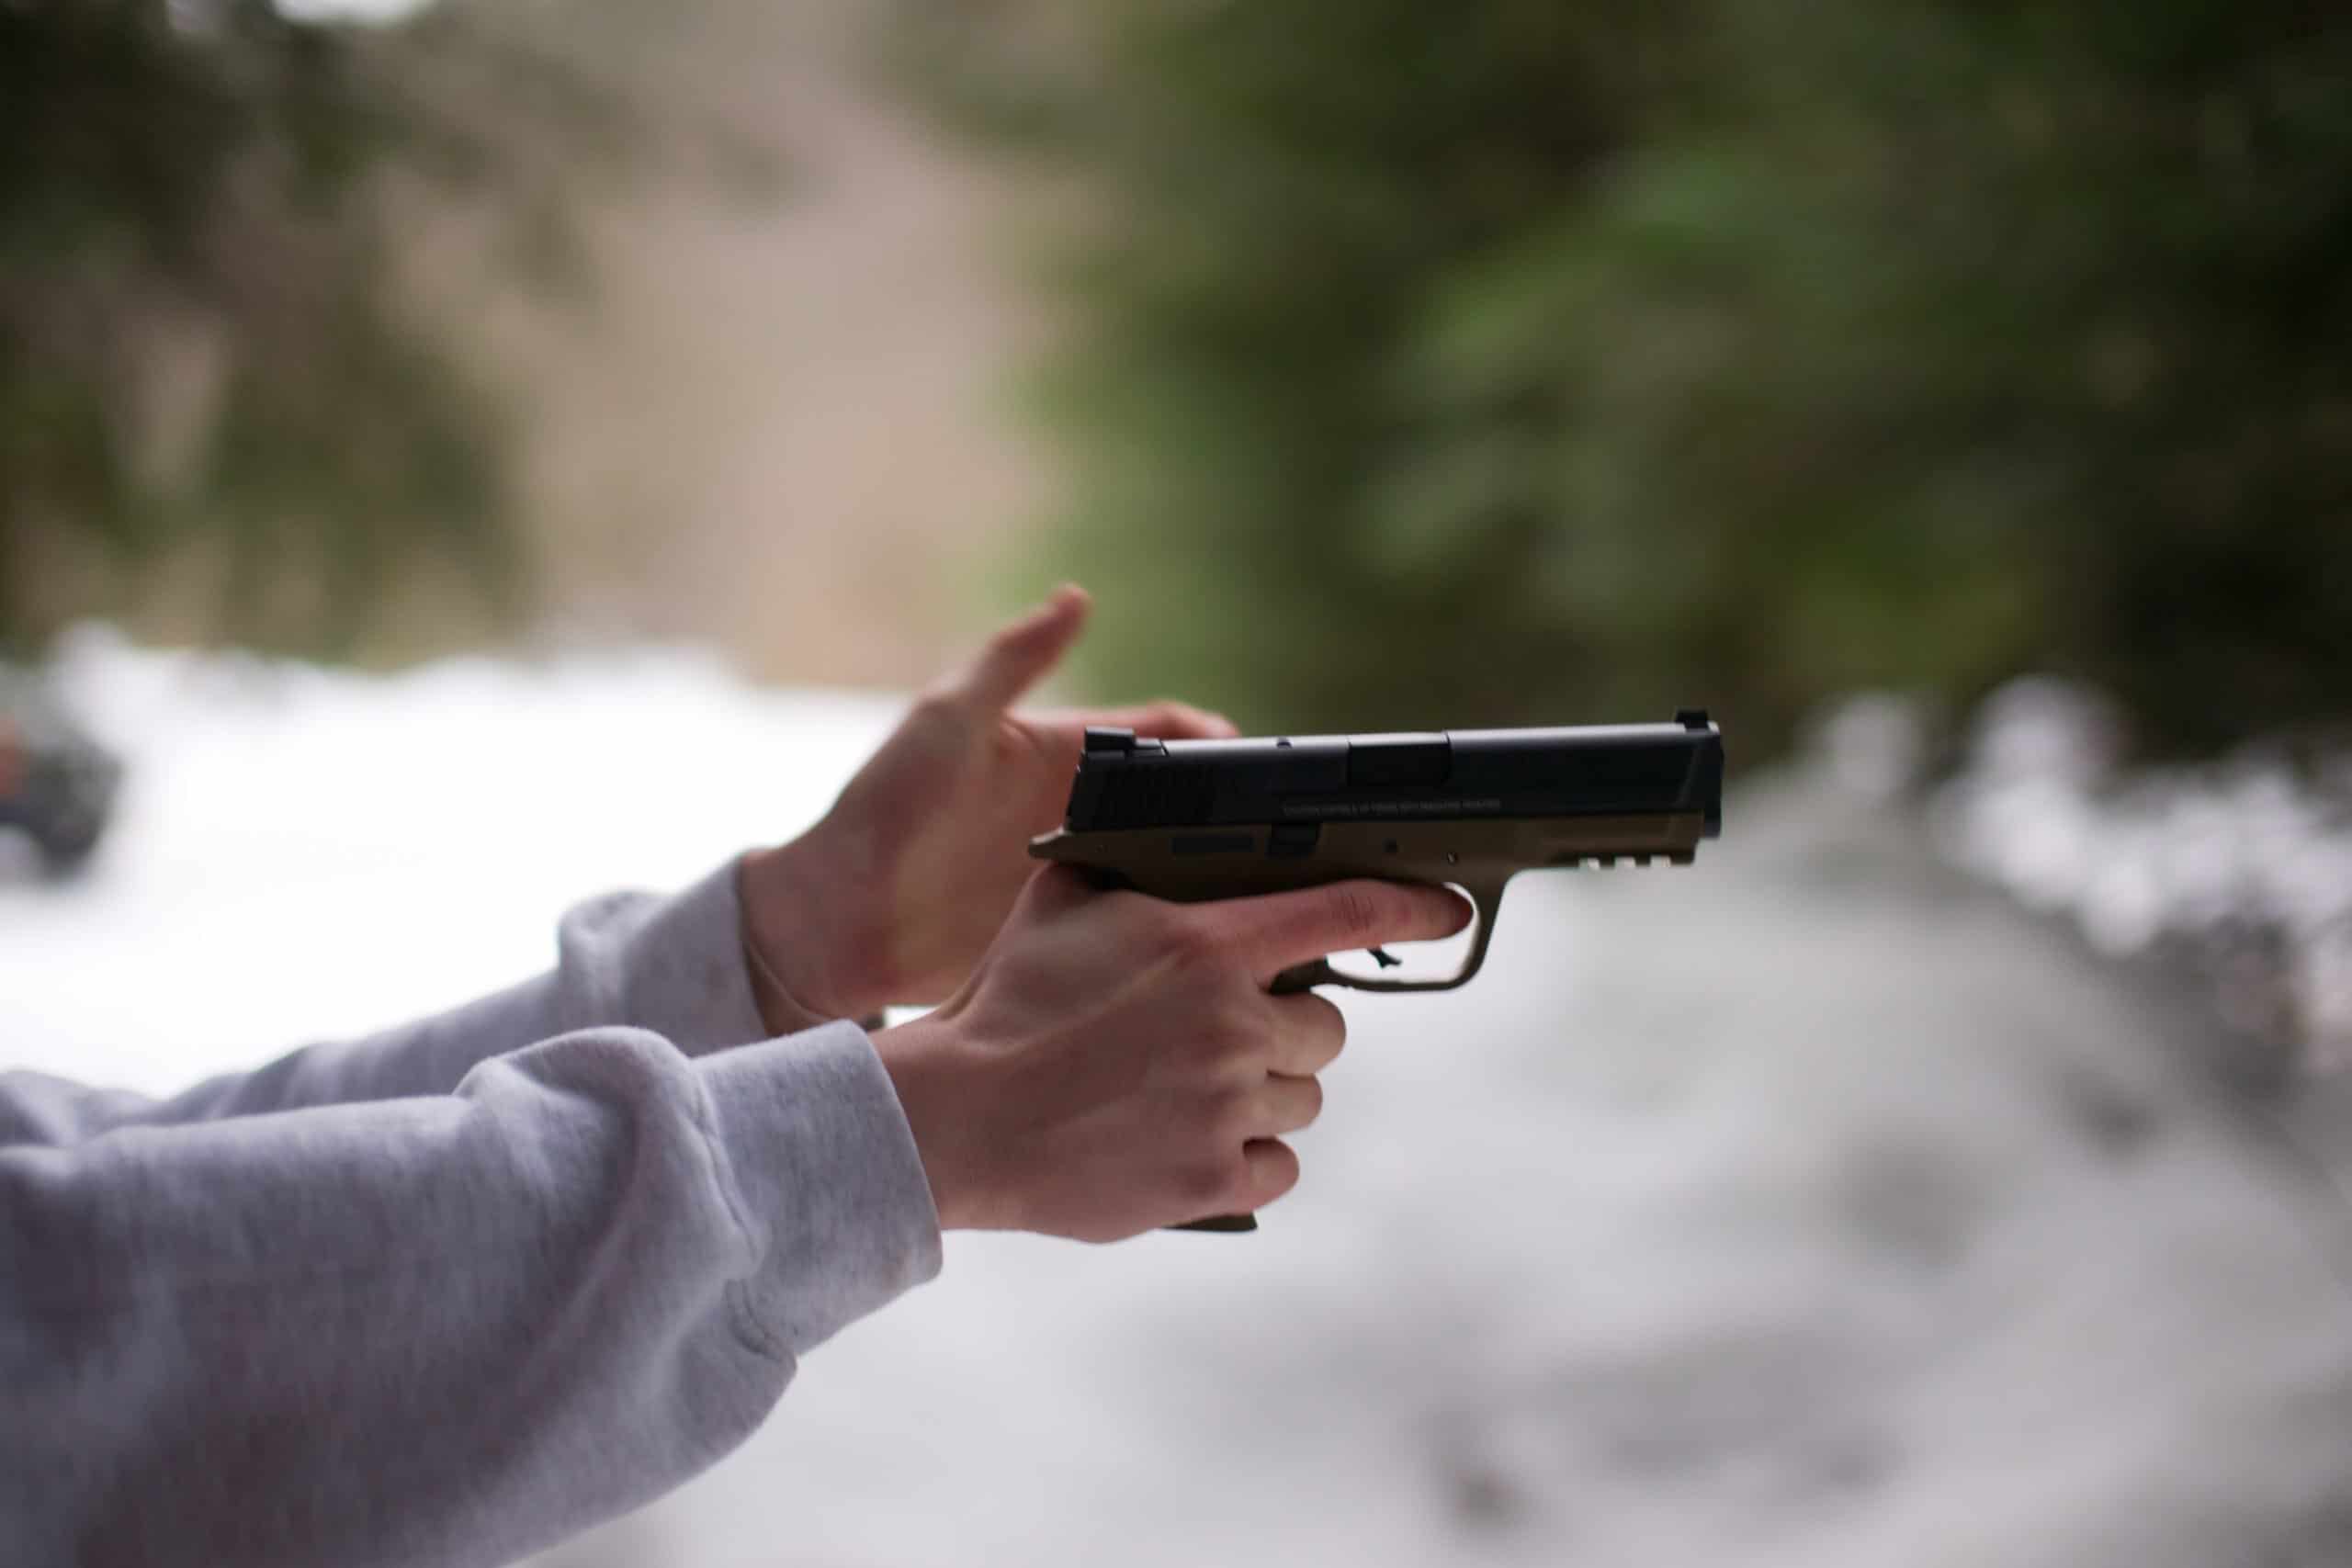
1028,708,1724,1230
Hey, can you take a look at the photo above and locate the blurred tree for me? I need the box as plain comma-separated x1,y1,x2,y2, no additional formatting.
1,0,502,656
0,0,786,660
897,0,2352,758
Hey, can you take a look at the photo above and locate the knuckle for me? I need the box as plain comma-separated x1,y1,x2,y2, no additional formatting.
1180,1153,1241,1208
1196,1010,1260,1072
984,724,1031,767
1211,1085,1259,1140
1296,1076,1326,1125
910,687,963,725
1191,1035,1237,1079
1162,908,1230,966
1329,885,1385,944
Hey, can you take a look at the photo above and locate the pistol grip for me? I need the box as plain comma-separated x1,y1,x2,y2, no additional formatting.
1118,875,1505,1233
1170,1213,1260,1234
1162,962,1341,1232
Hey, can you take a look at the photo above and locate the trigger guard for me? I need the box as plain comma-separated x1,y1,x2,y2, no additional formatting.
1264,876,1510,995
1269,959,1340,996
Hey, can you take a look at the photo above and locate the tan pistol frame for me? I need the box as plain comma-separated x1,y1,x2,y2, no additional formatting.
1028,810,1706,995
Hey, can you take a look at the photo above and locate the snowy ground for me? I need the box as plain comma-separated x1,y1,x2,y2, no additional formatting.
9,633,2352,1568
1931,680,2352,1073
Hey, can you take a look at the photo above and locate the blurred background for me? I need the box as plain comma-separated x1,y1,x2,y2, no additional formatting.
6,1,2352,1563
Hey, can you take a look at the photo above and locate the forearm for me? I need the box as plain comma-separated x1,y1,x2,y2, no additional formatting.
2,857,814,1142
0,1021,941,1568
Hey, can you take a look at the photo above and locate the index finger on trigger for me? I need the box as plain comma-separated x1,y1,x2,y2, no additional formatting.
1220,879,1474,987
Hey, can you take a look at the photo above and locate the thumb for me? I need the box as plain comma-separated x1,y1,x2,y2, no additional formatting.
956,585,1091,713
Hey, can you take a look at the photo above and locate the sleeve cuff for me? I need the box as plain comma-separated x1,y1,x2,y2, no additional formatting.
698,1020,944,1356
556,860,772,1056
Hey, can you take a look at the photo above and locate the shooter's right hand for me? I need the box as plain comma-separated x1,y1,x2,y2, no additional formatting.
870,866,1470,1242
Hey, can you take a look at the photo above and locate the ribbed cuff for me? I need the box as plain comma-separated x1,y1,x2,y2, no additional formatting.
698,1021,944,1357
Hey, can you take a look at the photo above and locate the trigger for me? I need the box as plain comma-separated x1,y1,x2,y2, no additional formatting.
1366,946,1402,970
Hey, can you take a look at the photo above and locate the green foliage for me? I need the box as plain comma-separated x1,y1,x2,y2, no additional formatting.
0,0,514,656
0,0,783,660
900,0,2352,756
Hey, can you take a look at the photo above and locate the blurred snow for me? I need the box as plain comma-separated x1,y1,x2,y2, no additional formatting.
268,0,433,26
8,637,2352,1567
1938,678,2352,1070
4,625,898,1090
1815,692,1929,807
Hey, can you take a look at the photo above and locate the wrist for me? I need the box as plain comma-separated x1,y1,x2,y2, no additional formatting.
737,839,876,1031
869,1012,997,1232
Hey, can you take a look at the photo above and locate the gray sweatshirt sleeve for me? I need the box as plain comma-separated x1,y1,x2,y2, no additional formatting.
0,858,789,1142
0,866,944,1568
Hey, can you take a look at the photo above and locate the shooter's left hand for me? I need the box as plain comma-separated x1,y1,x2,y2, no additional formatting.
739,585,1237,1027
